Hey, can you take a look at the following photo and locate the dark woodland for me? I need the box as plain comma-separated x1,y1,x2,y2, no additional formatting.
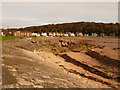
2,22,120,36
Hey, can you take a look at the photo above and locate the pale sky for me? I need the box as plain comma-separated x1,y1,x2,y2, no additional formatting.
1,2,118,28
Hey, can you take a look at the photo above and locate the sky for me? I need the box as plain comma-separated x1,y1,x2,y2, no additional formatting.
1,2,118,28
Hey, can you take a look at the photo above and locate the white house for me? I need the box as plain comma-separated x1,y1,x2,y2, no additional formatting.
100,33,105,37
60,33,64,37
78,33,83,36
1,32,4,36
84,34,89,36
56,32,61,36
75,32,83,36
48,32,53,36
70,33,75,37
41,33,47,37
91,33,98,37
64,33,69,37
51,32,56,36
32,33,40,36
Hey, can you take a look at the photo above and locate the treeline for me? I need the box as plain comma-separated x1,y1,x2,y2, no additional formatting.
2,22,120,36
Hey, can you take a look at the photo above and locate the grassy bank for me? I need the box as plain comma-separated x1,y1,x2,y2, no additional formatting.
0,36,36,41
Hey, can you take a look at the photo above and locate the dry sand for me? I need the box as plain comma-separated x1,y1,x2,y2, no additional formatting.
2,37,120,88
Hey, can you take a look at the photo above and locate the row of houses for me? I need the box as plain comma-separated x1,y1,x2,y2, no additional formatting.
6,31,84,37
1,31,106,37
13,31,32,36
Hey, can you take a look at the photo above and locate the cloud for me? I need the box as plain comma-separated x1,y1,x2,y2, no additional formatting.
1,0,119,2
2,2,118,28
2,17,37,28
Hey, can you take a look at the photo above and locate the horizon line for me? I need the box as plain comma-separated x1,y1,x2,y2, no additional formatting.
1,21,119,29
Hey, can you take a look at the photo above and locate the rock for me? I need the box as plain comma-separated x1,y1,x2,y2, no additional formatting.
32,78,44,84
34,85,44,88
18,78,34,86
59,39,64,42
42,76,50,79
31,40,36,43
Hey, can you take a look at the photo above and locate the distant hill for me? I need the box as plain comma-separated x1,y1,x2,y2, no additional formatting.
2,21,120,36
